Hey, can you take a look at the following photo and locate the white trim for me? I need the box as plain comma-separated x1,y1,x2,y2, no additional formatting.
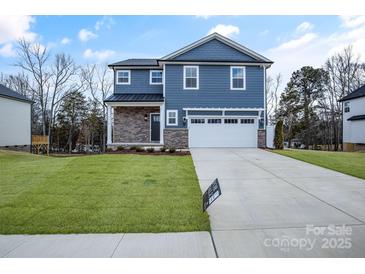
149,70,163,85
105,102,163,107
161,33,272,63
183,65,199,90
160,104,165,144
166,109,178,126
116,70,131,85
162,64,166,97
159,61,272,67
183,107,264,111
150,113,160,142
111,66,162,70
230,66,246,90
107,105,112,145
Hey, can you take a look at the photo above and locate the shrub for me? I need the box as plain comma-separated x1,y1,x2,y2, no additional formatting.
147,147,154,153
160,146,166,152
274,120,284,150
135,146,145,152
117,145,125,151
129,146,137,151
169,147,176,153
106,148,113,152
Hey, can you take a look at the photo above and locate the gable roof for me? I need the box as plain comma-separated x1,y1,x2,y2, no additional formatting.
109,59,159,67
160,33,273,63
339,85,365,102
0,84,33,103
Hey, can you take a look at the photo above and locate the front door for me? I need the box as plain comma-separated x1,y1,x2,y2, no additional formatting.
150,114,160,142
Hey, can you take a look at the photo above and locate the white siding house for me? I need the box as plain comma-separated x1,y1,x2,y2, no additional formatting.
339,85,365,151
0,84,32,151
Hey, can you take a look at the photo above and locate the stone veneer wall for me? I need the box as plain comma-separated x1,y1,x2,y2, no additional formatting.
113,107,160,143
258,129,266,148
164,129,189,149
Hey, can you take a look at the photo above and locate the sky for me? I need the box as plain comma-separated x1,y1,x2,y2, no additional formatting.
1,15,365,89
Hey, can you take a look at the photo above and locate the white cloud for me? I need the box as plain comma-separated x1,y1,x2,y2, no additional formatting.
83,49,115,61
274,33,318,51
196,15,212,20
296,22,314,33
208,24,240,38
340,15,365,28
266,21,365,92
78,29,98,42
0,15,36,44
259,30,269,36
61,37,71,45
0,43,16,57
95,16,115,31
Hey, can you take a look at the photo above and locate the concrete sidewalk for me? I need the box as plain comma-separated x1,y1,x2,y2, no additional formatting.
0,232,216,258
191,148,365,257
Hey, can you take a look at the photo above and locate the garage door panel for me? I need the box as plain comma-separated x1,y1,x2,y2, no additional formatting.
189,118,258,148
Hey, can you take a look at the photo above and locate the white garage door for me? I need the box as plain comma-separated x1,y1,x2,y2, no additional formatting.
188,117,258,148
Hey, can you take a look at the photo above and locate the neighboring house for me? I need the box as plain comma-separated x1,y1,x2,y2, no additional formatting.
339,85,365,151
104,33,273,148
0,84,33,152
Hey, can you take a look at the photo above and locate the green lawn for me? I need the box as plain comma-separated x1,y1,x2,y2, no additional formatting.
272,149,365,179
0,150,210,234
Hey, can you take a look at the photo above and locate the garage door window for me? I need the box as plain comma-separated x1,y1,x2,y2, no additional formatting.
224,119,238,124
241,118,255,124
191,118,205,124
207,118,222,124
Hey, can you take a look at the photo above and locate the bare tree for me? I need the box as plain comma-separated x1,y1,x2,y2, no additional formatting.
266,73,282,125
80,64,112,151
323,45,365,150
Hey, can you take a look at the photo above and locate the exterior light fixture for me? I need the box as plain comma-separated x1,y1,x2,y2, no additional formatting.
144,114,148,121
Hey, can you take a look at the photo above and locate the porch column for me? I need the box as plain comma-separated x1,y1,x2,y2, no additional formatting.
107,104,112,145
160,104,165,145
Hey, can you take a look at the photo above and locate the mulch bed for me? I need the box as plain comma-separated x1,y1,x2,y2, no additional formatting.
106,150,190,156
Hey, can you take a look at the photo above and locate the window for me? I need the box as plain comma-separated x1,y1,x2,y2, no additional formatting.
208,119,222,124
241,118,255,124
224,119,238,124
150,70,163,85
116,70,130,85
167,110,178,126
230,66,246,90
344,102,350,113
184,66,199,89
191,118,205,124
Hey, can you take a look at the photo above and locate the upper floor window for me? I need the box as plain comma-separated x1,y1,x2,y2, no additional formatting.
150,70,163,85
344,102,350,113
230,66,246,90
116,70,130,85
184,66,199,90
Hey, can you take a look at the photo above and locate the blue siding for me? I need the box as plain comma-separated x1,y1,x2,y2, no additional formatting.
165,64,264,128
173,39,256,62
114,70,162,94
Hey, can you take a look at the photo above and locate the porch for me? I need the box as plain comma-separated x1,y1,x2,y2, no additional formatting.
105,94,165,147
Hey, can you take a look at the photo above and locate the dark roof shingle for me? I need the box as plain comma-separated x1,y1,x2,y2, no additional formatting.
0,84,32,103
339,85,365,102
108,59,159,67
348,115,365,121
104,93,164,102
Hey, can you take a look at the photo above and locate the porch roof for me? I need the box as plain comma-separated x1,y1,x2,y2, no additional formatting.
104,93,164,103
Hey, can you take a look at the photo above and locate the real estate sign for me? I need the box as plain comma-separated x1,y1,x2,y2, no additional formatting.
203,178,222,212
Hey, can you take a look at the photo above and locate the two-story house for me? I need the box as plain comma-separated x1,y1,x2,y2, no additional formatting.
339,85,365,151
104,33,273,148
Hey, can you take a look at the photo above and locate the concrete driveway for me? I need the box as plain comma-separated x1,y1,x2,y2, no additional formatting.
191,148,365,257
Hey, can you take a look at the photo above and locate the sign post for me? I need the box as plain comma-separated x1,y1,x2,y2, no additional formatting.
203,178,222,212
